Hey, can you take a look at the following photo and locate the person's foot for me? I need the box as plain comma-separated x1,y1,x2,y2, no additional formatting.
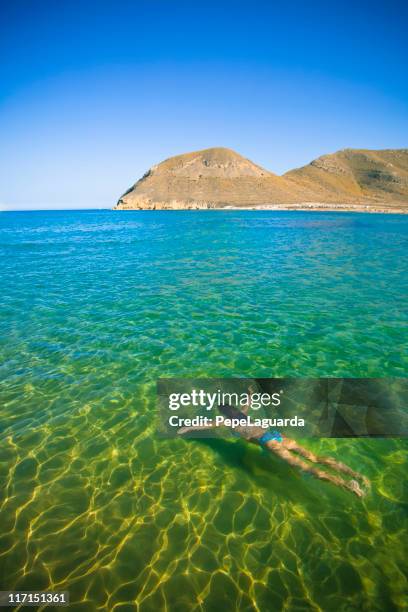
349,479,365,498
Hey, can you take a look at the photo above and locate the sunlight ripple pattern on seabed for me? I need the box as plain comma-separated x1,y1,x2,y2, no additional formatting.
0,210,407,611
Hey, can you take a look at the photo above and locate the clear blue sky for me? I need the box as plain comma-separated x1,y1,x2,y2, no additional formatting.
0,0,407,209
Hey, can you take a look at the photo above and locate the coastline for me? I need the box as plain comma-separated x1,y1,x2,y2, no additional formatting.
114,203,408,214
221,203,408,214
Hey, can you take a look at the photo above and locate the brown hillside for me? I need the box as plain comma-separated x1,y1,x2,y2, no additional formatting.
286,149,408,205
115,147,408,211
115,147,317,209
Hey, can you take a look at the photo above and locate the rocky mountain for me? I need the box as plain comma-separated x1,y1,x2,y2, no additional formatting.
285,148,408,206
115,147,408,211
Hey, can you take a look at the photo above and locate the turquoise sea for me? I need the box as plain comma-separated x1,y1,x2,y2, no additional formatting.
0,210,407,611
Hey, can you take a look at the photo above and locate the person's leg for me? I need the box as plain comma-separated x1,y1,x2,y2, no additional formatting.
282,438,370,488
265,440,365,497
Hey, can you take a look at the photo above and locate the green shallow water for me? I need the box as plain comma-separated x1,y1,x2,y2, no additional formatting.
0,210,407,611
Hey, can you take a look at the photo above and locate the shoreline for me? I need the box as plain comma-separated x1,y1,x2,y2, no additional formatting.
221,204,408,214
114,203,408,214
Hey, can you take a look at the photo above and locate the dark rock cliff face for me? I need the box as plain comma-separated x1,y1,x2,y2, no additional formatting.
115,147,408,211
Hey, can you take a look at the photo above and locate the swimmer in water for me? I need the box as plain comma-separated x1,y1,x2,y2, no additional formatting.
178,401,370,498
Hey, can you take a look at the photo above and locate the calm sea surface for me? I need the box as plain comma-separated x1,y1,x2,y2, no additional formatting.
0,210,407,611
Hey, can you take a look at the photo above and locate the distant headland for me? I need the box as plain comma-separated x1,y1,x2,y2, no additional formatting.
114,147,408,213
